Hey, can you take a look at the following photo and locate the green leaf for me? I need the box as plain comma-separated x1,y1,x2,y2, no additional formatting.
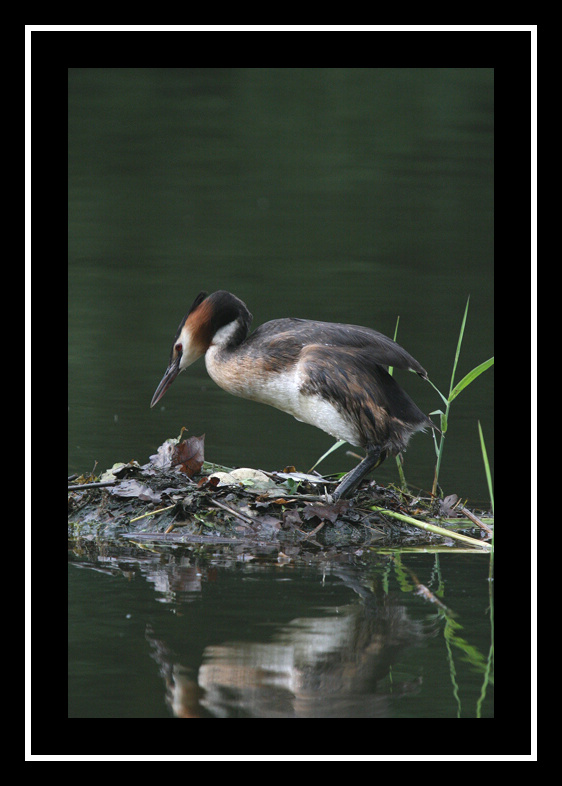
449,296,471,394
426,377,449,406
308,439,346,473
478,421,494,517
449,357,494,402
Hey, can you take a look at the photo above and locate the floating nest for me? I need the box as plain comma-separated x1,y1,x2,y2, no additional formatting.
68,435,492,552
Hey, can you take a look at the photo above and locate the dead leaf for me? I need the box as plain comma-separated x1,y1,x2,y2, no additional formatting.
302,503,341,524
198,475,220,489
109,480,162,503
438,493,460,518
149,439,179,469
282,509,303,529
172,435,205,477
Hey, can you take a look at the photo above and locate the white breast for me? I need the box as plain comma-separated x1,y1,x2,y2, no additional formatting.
292,390,362,446
205,348,362,447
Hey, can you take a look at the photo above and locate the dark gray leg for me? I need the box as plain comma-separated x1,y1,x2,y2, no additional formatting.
331,447,383,501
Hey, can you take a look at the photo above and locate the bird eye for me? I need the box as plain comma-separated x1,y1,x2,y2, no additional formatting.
175,343,183,355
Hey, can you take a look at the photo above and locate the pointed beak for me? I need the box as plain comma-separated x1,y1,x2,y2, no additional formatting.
150,356,181,407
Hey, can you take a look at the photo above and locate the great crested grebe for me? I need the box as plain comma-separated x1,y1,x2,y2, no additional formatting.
151,291,437,500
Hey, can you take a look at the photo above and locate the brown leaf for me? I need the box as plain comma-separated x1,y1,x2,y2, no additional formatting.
302,503,339,524
172,434,205,477
198,475,220,489
282,509,303,529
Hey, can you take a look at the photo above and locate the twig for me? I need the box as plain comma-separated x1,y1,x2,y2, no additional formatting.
67,480,117,491
459,506,493,536
303,520,325,539
208,498,255,528
274,493,333,502
359,519,385,536
130,504,176,523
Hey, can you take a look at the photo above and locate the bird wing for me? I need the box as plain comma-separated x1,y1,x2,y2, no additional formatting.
250,318,428,377
297,343,433,452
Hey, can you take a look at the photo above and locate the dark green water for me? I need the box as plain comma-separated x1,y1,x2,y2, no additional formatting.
68,548,493,718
